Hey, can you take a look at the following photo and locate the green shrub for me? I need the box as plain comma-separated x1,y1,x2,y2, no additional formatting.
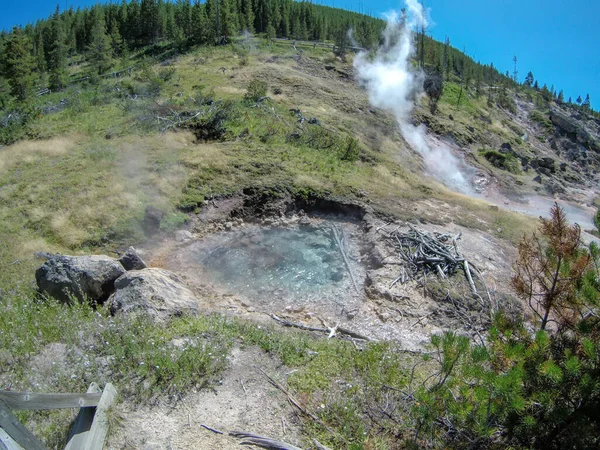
244,78,268,102
529,110,554,135
339,136,361,162
480,149,521,173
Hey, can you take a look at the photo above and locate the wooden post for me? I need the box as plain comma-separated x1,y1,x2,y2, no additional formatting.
0,400,47,450
64,383,117,450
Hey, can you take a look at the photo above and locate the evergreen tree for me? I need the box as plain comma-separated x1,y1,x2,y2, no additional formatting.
175,0,192,39
191,0,210,44
3,27,36,100
583,94,591,110
126,0,141,46
140,0,160,44
242,0,254,32
557,90,564,104
218,0,238,40
576,95,582,105
524,71,534,87
87,9,113,75
46,6,68,89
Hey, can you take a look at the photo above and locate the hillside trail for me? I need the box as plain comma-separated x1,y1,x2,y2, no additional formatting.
106,346,303,450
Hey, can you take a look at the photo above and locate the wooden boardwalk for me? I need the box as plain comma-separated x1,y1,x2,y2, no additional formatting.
0,383,116,450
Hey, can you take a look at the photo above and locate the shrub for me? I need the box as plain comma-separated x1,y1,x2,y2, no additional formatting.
244,78,268,102
339,136,361,162
407,204,600,449
480,149,521,173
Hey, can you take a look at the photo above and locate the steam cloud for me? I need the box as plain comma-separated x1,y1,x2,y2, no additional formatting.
354,0,471,193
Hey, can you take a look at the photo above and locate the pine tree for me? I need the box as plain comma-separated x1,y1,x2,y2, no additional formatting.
126,0,141,46
219,0,239,41
242,0,254,32
524,71,534,87
3,27,36,100
576,95,582,105
583,94,591,110
191,0,210,44
204,0,218,43
46,6,68,89
175,0,192,39
87,9,112,75
557,90,564,104
140,0,160,44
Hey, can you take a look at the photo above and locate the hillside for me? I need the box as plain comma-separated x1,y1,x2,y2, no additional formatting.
1,2,600,449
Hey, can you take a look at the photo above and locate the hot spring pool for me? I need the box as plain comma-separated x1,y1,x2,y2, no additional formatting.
182,222,365,309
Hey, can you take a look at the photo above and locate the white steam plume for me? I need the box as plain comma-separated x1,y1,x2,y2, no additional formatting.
354,0,471,193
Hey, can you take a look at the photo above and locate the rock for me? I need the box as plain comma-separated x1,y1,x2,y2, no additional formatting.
534,157,556,174
225,221,233,230
560,162,568,172
499,142,512,153
533,174,543,184
109,268,199,320
545,180,566,195
175,230,193,242
299,216,311,225
377,311,391,322
307,117,321,126
549,109,577,135
119,247,147,271
36,255,126,305
448,114,454,121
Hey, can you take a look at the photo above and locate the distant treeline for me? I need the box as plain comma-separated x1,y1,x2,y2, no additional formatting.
0,0,594,116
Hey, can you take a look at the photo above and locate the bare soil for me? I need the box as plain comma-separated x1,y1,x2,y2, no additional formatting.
106,346,303,450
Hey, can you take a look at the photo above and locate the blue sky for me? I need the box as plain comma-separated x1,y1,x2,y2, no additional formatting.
1,0,598,108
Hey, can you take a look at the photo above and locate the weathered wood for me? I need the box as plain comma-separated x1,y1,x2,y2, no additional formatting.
0,400,47,450
331,225,360,295
229,430,303,450
79,383,117,450
63,383,101,450
0,391,102,411
0,427,24,450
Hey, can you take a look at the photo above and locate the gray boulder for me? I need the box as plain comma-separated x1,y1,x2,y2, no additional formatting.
119,247,147,271
109,268,199,320
36,255,126,305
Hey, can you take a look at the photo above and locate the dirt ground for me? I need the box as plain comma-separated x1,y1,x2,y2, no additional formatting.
106,346,303,450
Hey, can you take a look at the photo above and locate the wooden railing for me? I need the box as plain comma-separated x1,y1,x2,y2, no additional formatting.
0,383,116,450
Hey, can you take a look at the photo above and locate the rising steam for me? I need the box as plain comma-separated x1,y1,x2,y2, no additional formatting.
354,0,471,193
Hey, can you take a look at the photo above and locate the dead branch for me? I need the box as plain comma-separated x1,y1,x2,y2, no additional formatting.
269,314,372,341
331,225,360,295
229,431,302,450
201,423,224,434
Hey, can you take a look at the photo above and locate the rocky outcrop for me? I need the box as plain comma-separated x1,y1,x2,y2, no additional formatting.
109,268,199,320
549,109,578,135
36,255,126,304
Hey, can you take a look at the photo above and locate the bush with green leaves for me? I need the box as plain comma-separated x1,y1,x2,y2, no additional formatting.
244,78,268,102
405,204,600,449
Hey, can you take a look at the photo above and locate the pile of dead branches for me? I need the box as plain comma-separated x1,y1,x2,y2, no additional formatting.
387,224,481,298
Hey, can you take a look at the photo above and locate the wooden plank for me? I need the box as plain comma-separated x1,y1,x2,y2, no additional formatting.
0,391,102,411
0,400,47,450
64,383,101,450
0,427,25,450
81,383,117,450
